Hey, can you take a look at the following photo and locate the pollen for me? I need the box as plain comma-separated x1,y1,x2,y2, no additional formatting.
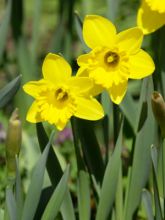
104,51,120,67
55,88,69,102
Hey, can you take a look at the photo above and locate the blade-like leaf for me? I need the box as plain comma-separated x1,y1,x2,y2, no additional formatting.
0,75,21,108
76,119,105,184
78,171,91,220
151,145,163,220
36,123,75,220
142,189,154,220
96,121,123,220
124,77,156,220
6,187,16,220
41,166,70,220
0,0,11,62
21,131,54,220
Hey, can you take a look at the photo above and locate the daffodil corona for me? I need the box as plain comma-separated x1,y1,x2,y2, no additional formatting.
77,15,155,104
23,53,104,130
137,0,165,34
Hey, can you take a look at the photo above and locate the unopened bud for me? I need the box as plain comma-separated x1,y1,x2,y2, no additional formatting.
6,108,22,178
151,92,165,138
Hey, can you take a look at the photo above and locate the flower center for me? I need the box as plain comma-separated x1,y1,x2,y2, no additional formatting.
104,51,120,67
145,0,165,13
55,88,69,102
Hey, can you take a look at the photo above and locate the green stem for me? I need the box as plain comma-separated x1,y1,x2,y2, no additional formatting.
71,117,85,172
162,138,165,218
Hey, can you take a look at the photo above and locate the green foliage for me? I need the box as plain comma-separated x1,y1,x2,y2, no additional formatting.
0,1,165,220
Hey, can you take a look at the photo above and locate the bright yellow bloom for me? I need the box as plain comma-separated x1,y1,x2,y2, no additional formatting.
137,0,165,34
77,15,155,104
23,53,104,130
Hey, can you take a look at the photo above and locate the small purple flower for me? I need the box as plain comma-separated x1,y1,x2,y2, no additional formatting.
0,123,6,143
55,127,73,145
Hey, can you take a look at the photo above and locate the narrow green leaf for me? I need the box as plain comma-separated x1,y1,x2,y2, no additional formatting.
124,77,156,220
76,119,105,184
96,121,123,220
120,92,138,134
78,171,91,220
31,0,43,60
36,123,75,220
0,209,4,219
151,145,163,220
21,131,54,220
15,157,23,219
74,12,89,53
115,167,123,220
41,166,70,220
106,0,121,22
6,187,16,220
142,189,154,220
0,75,21,108
0,0,11,62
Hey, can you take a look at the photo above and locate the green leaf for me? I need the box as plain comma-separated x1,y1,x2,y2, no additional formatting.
36,123,75,220
124,77,156,220
142,189,154,220
6,187,16,220
0,0,11,62
15,157,23,219
0,75,21,108
107,0,121,22
96,121,123,220
76,119,105,184
74,12,90,53
0,209,4,219
78,171,91,220
41,166,70,220
151,145,163,220
120,92,138,134
21,131,55,220
31,0,43,60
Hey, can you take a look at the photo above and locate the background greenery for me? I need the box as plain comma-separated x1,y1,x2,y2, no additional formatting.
0,0,165,219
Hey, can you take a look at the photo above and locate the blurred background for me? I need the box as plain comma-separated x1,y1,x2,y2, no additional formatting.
0,0,143,206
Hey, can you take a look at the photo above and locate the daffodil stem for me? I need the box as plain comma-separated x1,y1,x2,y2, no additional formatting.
113,104,120,144
71,118,85,171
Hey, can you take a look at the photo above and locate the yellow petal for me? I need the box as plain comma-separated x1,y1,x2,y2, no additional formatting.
55,120,68,131
75,97,104,120
26,101,42,123
77,53,92,66
129,49,155,79
67,77,92,94
117,27,143,54
108,81,127,104
23,79,46,98
77,66,90,77
137,0,165,34
42,53,72,83
83,15,116,49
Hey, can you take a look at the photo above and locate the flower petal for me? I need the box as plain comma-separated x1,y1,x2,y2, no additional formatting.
117,27,143,54
26,101,42,123
23,79,46,98
83,15,116,49
108,81,127,104
67,77,92,95
42,53,72,83
137,0,165,34
75,97,104,120
129,49,155,79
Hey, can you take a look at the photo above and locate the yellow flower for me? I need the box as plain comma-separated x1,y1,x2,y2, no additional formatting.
23,53,104,130
77,15,155,104
137,0,165,34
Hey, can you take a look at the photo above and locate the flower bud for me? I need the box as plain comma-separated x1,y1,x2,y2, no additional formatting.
5,108,22,178
151,91,165,138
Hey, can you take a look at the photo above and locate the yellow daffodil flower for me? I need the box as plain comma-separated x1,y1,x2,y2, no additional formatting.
77,15,155,104
23,53,104,130
137,0,165,34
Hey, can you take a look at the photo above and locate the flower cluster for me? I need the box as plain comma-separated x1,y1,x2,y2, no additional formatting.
23,15,155,130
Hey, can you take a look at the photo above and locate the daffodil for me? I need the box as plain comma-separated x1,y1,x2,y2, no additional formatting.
77,15,155,104
137,0,165,34
23,53,104,130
